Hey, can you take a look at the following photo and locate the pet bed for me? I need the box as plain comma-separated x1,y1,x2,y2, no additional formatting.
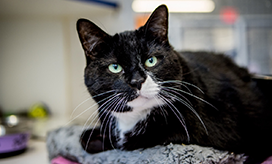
46,125,250,164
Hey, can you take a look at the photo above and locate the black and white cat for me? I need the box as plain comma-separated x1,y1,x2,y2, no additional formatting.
77,5,272,164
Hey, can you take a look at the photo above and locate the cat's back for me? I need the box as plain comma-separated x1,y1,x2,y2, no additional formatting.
178,51,272,155
178,51,251,83
177,51,267,124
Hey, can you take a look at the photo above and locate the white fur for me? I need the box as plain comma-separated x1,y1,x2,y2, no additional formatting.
113,109,152,136
113,75,164,143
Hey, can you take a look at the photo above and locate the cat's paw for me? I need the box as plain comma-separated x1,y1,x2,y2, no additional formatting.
80,128,112,154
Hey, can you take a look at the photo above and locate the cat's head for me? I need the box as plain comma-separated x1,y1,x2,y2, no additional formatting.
77,5,184,113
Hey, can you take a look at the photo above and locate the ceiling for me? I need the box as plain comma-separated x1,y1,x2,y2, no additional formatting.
0,0,118,18
1,0,271,19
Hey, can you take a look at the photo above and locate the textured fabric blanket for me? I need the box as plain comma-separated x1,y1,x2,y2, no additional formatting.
46,126,247,164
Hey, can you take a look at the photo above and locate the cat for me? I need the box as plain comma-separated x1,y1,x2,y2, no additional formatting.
76,5,272,164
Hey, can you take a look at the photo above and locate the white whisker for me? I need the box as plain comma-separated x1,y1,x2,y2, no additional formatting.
164,86,217,110
159,80,204,94
85,93,120,134
102,114,112,151
92,90,116,98
109,116,118,152
180,81,205,94
81,93,121,151
66,102,97,126
154,96,168,124
158,94,190,142
66,93,117,126
70,97,93,119
162,87,193,106
162,90,208,135
100,96,122,133
158,80,192,94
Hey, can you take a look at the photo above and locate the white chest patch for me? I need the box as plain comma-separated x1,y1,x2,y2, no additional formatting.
112,75,164,142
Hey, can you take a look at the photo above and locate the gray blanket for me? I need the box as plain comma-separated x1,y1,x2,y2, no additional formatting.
46,126,247,164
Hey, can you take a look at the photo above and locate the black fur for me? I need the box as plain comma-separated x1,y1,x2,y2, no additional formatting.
77,5,272,164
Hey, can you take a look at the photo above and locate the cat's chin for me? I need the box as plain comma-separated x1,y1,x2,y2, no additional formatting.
127,95,164,112
127,95,150,107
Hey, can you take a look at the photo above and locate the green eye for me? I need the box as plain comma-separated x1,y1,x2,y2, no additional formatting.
145,56,158,67
108,64,123,73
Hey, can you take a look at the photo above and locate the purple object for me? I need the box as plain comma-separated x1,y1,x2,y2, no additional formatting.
0,132,30,154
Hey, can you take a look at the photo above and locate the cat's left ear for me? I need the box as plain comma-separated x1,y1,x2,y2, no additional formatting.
143,5,169,42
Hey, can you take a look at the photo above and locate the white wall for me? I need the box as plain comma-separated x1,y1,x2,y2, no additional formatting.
0,0,134,119
0,18,68,116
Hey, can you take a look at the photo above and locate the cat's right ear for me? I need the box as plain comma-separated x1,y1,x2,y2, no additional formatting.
77,19,110,61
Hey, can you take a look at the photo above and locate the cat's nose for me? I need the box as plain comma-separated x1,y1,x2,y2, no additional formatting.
130,72,145,90
130,78,144,90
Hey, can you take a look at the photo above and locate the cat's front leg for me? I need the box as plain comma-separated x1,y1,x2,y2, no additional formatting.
80,127,115,154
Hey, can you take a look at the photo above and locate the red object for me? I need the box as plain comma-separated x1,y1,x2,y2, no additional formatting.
135,14,150,29
220,7,238,24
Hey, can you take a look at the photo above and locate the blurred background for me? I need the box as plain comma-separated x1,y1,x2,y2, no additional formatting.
0,0,272,142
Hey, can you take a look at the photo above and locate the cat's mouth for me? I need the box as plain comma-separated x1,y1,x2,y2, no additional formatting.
126,76,163,110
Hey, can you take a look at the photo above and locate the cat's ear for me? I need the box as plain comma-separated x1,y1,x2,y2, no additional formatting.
143,5,169,42
77,19,111,60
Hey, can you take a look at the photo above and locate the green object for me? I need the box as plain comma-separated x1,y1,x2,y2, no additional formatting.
28,103,49,118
